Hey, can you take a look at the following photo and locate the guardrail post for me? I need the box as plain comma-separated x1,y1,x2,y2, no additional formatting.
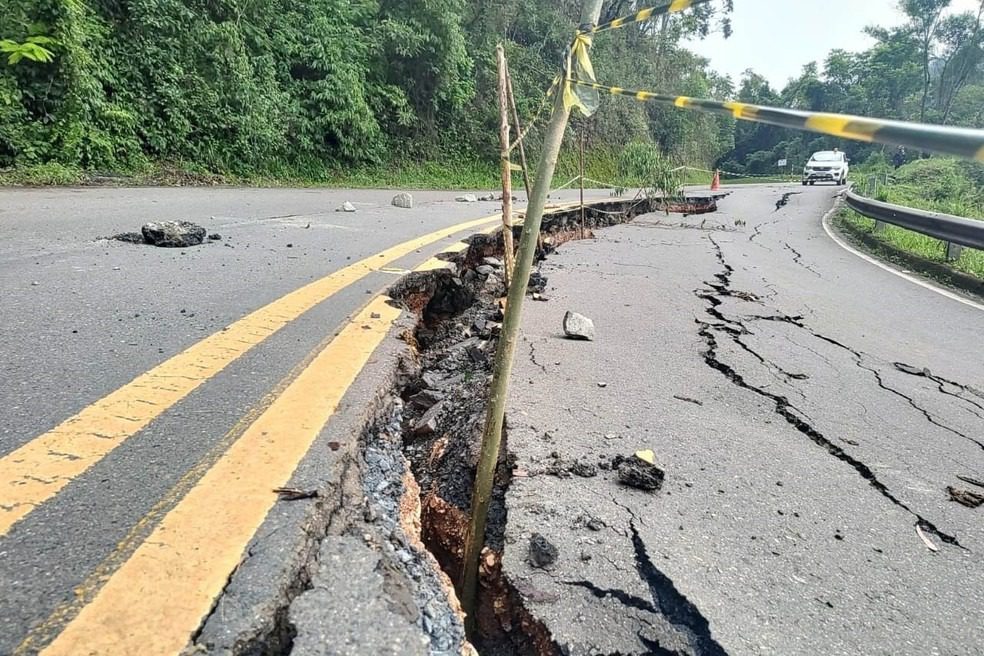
946,241,963,261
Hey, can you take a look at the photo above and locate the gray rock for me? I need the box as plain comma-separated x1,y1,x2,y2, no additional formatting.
392,193,414,209
336,201,357,212
483,274,504,295
408,389,442,411
482,256,504,267
422,371,464,391
413,401,445,436
141,221,207,247
529,533,559,568
563,311,595,341
476,265,495,276
455,194,478,203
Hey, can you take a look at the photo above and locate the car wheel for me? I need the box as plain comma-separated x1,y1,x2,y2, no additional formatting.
801,181,807,186
809,181,815,186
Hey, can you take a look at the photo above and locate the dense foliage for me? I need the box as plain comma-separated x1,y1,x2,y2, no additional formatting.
719,0,984,175
0,0,980,183
0,0,735,178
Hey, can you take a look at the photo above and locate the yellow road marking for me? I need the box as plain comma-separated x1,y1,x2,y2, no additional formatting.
12,325,339,655
0,213,500,537
39,297,401,656
23,197,607,654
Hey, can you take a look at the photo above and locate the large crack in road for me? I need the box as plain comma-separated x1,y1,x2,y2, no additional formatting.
695,235,965,550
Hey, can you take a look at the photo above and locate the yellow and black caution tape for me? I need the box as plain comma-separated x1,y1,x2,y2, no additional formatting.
571,79,984,162
564,34,599,116
560,0,710,117
579,0,713,35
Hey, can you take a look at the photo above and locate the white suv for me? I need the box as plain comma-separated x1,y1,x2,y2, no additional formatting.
802,151,849,186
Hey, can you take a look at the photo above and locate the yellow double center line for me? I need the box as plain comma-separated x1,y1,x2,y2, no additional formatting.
10,199,593,654
0,213,500,538
27,228,495,656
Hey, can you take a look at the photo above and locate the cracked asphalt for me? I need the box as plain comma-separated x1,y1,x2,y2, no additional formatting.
503,184,984,655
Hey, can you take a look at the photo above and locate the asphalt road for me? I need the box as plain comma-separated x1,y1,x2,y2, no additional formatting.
503,184,984,655
0,185,590,655
3,184,981,655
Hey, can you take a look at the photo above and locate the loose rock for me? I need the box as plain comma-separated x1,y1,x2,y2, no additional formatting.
563,311,595,341
392,192,414,209
615,454,665,492
529,533,559,568
482,256,504,268
408,389,442,411
476,265,495,276
337,201,357,212
413,401,445,437
455,194,478,203
141,221,207,247
207,233,222,241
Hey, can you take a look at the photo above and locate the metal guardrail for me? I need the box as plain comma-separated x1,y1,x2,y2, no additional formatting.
844,189,984,258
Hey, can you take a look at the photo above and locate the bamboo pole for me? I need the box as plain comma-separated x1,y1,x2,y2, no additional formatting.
505,64,532,199
460,0,606,633
496,44,515,288
579,129,586,238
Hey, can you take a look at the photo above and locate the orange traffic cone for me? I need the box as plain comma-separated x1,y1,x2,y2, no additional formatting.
710,169,721,191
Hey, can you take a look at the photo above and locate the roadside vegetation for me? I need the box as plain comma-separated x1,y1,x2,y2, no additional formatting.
2,1,981,191
838,157,984,280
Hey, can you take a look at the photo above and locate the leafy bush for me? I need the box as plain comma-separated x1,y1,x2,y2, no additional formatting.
617,141,680,199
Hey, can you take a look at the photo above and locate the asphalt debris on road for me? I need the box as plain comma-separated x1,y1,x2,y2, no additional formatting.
142,220,207,247
528,533,559,569
110,220,211,247
614,453,666,492
947,486,984,508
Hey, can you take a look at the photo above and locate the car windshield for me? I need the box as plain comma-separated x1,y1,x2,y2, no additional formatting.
811,152,842,162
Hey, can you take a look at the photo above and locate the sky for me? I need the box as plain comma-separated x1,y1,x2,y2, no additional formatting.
685,0,982,90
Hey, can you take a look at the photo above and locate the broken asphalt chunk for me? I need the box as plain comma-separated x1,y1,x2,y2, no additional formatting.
563,311,595,341
408,389,442,411
614,454,665,492
529,533,559,568
141,221,207,247
412,401,445,436
947,486,984,508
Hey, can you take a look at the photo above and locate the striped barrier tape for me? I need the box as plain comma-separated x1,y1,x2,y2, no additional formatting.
679,166,793,180
562,0,708,117
578,0,714,35
569,79,984,162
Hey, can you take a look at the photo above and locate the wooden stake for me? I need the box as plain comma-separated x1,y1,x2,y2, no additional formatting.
460,0,606,634
579,129,586,238
496,44,515,288
505,64,533,199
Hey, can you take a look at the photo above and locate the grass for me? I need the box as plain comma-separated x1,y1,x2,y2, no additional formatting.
837,209,984,280
838,158,984,281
